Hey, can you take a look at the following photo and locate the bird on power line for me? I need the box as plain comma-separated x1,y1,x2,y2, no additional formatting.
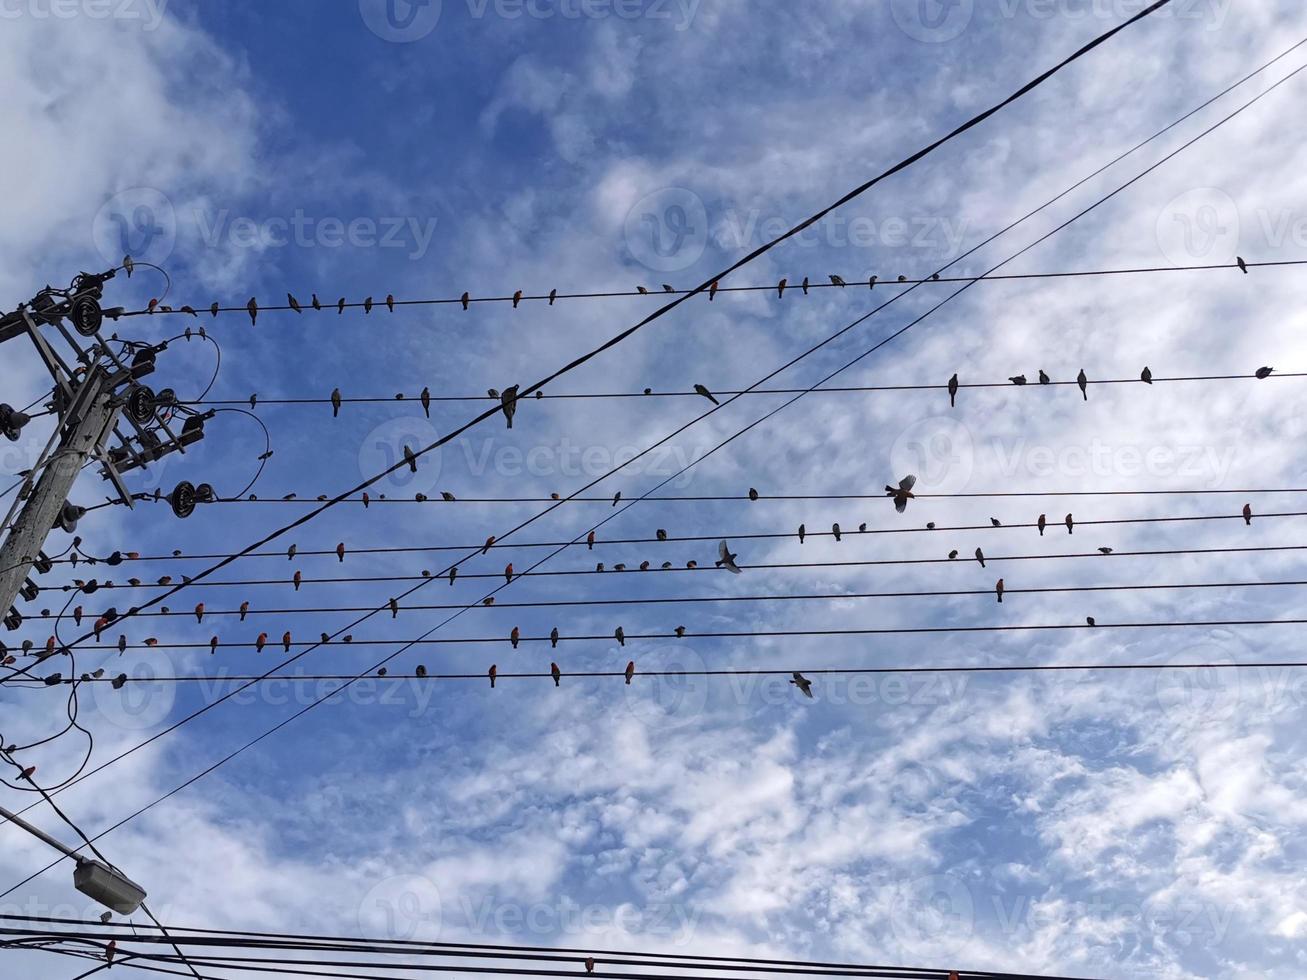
449,567,457,586
311,294,321,310
1038,514,1047,536
551,662,561,686
337,297,346,314
1077,369,1089,401
1039,369,1051,385
194,603,204,624
504,563,514,584
975,547,986,568
363,296,374,314
288,293,302,313
1244,503,1253,525
403,446,417,474
240,601,250,621
511,627,520,649
996,579,1004,603
801,276,810,295
1086,617,1096,627
1098,547,1113,555
1141,366,1153,384
482,536,495,554
612,491,622,507
282,631,291,653
500,386,519,429
675,626,687,638
514,289,524,308
615,627,626,646
625,661,635,684
550,627,559,648
587,531,596,550
336,543,346,562
331,388,342,418
716,540,742,574
288,544,297,560
948,373,958,407
749,488,759,501
256,632,268,653
441,491,456,502
389,597,399,618
709,281,719,301
887,474,917,513
1237,256,1249,274
1065,513,1075,534
489,664,497,688
247,297,258,325
990,518,1001,527
790,672,814,698
949,550,959,560
777,278,787,298
293,570,302,591
420,387,431,418
694,384,719,405
637,286,648,295
832,523,842,542
1009,375,1027,386
829,274,846,287
385,293,395,313
798,523,806,544
460,291,470,310
656,529,668,541
1256,366,1274,379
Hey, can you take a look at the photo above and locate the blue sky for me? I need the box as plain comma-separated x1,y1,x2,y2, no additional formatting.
3,2,1307,978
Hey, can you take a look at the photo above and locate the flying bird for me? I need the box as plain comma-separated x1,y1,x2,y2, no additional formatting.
694,384,719,405
716,540,742,574
790,672,814,698
948,373,958,407
886,474,917,513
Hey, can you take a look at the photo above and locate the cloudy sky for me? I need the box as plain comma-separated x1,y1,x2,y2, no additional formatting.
2,1,1307,978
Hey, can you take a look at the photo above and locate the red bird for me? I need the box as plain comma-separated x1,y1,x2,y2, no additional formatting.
551,662,561,686
504,563,514,584
996,578,1005,603
256,632,268,653
585,958,595,974
587,531,595,550
511,627,520,649
489,664,497,688
624,661,635,685
294,570,302,592
240,601,250,621
482,536,495,555
282,631,292,652
336,542,346,563
194,602,205,623
708,281,718,301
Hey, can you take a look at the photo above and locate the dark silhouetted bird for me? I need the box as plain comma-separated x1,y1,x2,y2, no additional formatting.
247,297,258,325
790,672,813,698
949,550,959,560
489,664,497,688
948,373,958,407
615,627,625,646
1256,366,1274,379
832,523,841,542
511,627,520,649
550,662,561,686
1141,366,1152,384
798,523,806,543
975,547,985,568
777,278,787,298
1038,514,1046,536
1009,375,1027,386
1065,514,1074,535
1077,369,1088,401
331,388,342,417
829,275,846,287
1098,547,1113,555
288,293,302,313
625,661,635,684
1243,503,1253,526
717,540,742,574
990,518,1000,527
996,579,1004,603
550,627,559,648
500,386,519,428
1237,256,1248,274
749,488,759,501
708,281,718,301
694,384,719,405
887,474,917,513
1038,370,1050,385
421,387,431,418
1087,617,1096,627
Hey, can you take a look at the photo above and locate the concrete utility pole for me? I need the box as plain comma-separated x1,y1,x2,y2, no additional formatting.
0,366,119,615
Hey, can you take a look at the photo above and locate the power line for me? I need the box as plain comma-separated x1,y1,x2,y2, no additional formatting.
129,258,1307,322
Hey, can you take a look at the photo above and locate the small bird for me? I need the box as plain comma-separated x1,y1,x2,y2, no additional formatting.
363,296,374,314
868,275,878,289
294,570,303,592
777,278,787,298
975,547,986,568
256,632,268,653
656,529,668,541
500,386,519,429
123,254,134,277
209,636,218,655
1065,513,1075,535
636,285,648,295
489,664,497,688
194,602,205,624
585,959,595,974
990,518,1001,527
288,544,297,560
798,523,806,544
513,289,524,308
1038,514,1046,536
511,627,520,649
1098,547,1113,555
708,281,718,301
625,661,635,684
240,601,250,622
615,626,626,646
549,288,557,305
401,445,418,474
420,387,431,418
1077,369,1088,401
1237,256,1248,274
948,373,958,407
832,523,841,542
442,491,456,502
337,297,346,314
675,626,686,637
716,540,742,574
801,276,810,295
1038,370,1050,385
749,488,759,501
551,662,561,686
1255,366,1274,379
1141,366,1153,384
1086,617,1097,627
694,384,719,405
337,543,346,562
829,274,846,287
331,388,342,417
886,474,917,513
287,293,302,313
790,672,814,698
996,579,1004,603
612,491,622,507
587,531,596,551
482,536,495,554
247,297,258,325
362,492,370,509
1243,503,1253,526
416,665,427,677
461,292,470,310
389,597,399,618
1009,375,1027,386
312,294,321,310
211,301,220,317
282,631,292,652
949,550,959,560
551,627,559,648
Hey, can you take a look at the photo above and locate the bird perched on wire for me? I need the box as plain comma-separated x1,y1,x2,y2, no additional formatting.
293,570,302,592
749,488,759,501
975,547,985,568
1255,366,1274,379
777,278,787,298
500,386,519,428
716,540,742,574
1065,513,1075,534
615,626,626,646
1009,375,1027,386
1097,547,1113,555
1077,369,1089,401
790,672,814,698
550,662,561,687
1243,503,1253,526
996,579,1004,603
798,523,806,544
1237,256,1249,273
256,632,268,653
625,661,635,684
585,958,596,974
511,627,520,649
694,384,719,405
482,536,495,554
240,601,250,622
656,529,668,541
504,563,514,584
550,627,559,649
990,518,1001,527
1038,514,1046,536
282,631,292,653
311,293,321,310
388,597,399,619
1038,370,1050,385
288,293,302,313
832,523,841,542
886,474,917,513
948,373,958,407
336,543,346,562
194,602,205,624
331,388,342,418
709,281,718,300
829,274,846,287
587,530,596,550
247,297,258,325
489,664,497,688
1141,366,1153,384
